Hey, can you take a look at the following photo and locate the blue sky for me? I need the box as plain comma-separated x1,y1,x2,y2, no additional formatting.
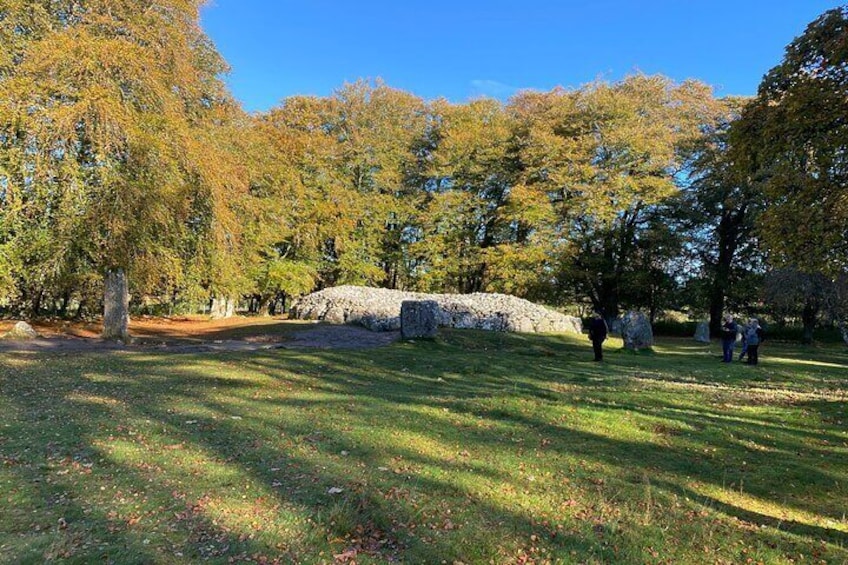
200,1,842,113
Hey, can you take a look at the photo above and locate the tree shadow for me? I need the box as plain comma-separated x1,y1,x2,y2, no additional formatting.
0,331,846,562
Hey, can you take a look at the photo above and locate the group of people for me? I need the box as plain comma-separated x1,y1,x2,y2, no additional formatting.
721,315,764,365
586,312,764,364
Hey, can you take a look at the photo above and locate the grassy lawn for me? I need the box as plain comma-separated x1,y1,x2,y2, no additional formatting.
1,329,846,564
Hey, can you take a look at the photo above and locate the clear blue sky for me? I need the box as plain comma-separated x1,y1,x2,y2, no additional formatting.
200,1,842,113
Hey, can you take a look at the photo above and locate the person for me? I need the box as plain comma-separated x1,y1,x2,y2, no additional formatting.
720,314,738,363
738,320,750,362
744,318,764,365
588,312,609,362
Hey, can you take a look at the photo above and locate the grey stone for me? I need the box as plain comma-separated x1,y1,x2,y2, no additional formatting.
103,268,129,341
3,321,39,340
401,300,440,339
609,318,622,335
291,285,583,334
210,296,236,319
694,321,710,343
620,311,653,350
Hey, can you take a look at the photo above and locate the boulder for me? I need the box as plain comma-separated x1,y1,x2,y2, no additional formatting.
694,321,710,343
3,321,39,340
401,300,439,340
620,311,653,350
291,286,582,334
609,318,622,335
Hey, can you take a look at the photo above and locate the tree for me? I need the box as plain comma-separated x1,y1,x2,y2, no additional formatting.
731,6,848,275
0,0,247,338
258,82,428,291
764,268,833,343
417,97,523,293
514,75,720,323
681,97,764,334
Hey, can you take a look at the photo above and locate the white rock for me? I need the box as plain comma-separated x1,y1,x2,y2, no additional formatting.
2,321,39,340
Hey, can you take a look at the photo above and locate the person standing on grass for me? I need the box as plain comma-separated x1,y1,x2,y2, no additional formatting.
738,319,750,362
721,314,738,363
588,312,608,362
745,318,764,365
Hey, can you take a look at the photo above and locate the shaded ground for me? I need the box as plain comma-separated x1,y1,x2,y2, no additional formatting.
0,316,400,353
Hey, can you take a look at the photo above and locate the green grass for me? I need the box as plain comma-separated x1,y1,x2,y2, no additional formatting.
1,329,846,564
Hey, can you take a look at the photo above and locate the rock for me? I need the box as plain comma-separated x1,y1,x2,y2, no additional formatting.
620,311,653,350
210,296,236,319
401,300,439,340
3,321,39,340
609,318,622,335
694,321,710,343
291,286,583,334
102,268,129,341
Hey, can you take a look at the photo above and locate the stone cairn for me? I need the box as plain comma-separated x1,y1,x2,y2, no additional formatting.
291,286,583,334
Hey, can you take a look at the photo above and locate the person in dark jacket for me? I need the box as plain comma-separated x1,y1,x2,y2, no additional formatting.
744,318,764,365
588,312,609,362
720,314,738,363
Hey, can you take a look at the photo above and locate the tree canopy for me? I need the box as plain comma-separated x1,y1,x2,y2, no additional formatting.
1,2,845,342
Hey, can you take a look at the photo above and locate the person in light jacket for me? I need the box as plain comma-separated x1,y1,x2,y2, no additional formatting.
744,318,764,365
738,320,750,362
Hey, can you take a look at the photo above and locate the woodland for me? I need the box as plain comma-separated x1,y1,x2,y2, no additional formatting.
1,2,847,342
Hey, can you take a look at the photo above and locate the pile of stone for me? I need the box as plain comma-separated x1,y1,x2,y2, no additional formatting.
290,286,582,334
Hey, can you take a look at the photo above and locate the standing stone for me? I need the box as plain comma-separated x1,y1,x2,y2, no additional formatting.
210,296,236,319
400,300,439,340
102,268,129,342
694,321,710,343
620,310,653,350
609,318,622,335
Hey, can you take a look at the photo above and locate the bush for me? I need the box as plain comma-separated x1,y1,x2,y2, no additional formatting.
651,318,845,344
652,320,699,338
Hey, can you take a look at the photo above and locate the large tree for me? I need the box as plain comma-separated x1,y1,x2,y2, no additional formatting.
417,97,523,293
513,75,720,322
0,0,247,338
731,6,848,275
258,82,428,291
681,97,763,334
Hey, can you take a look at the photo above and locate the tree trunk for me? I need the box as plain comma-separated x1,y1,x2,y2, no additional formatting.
102,268,129,341
75,299,87,319
59,292,71,318
801,300,818,345
30,288,44,318
708,206,746,336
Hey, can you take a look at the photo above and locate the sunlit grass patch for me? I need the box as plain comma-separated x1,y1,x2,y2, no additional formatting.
1,331,846,563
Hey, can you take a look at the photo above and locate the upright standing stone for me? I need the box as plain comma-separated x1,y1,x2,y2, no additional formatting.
620,310,653,350
694,321,710,343
401,300,439,340
102,268,129,341
609,318,622,335
210,296,236,319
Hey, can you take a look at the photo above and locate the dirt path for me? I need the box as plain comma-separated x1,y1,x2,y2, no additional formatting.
0,318,400,354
